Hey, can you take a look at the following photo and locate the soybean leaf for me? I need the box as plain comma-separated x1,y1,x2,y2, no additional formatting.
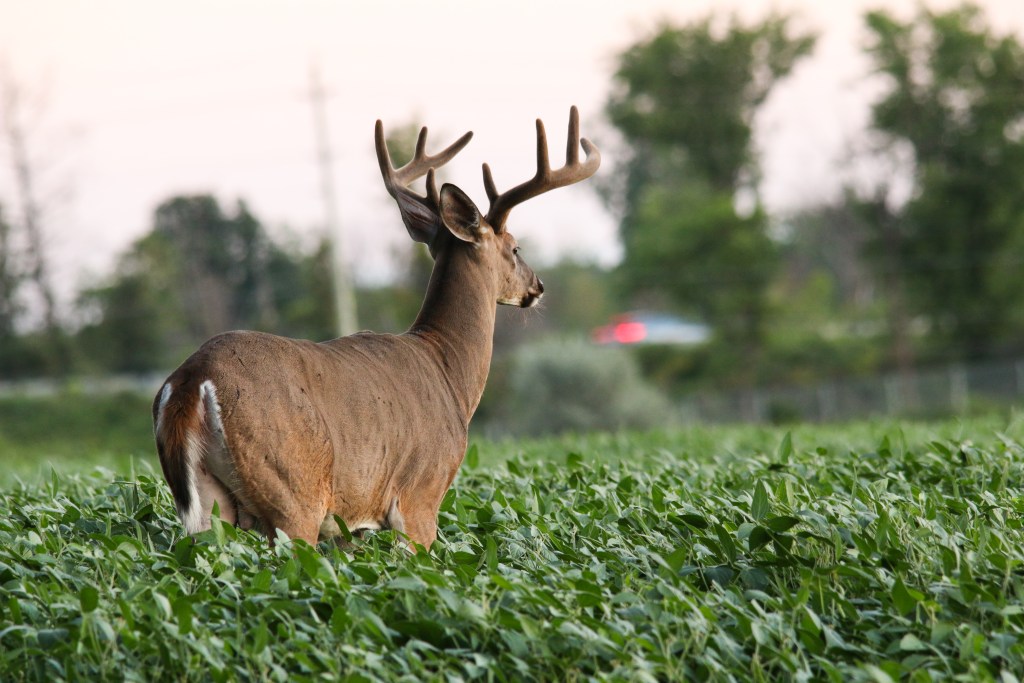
892,576,921,615
79,585,99,614
752,481,770,521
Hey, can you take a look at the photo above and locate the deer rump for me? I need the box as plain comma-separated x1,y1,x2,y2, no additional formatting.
153,330,464,543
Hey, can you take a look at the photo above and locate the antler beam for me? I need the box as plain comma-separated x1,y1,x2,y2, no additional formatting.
482,106,601,231
375,122,473,211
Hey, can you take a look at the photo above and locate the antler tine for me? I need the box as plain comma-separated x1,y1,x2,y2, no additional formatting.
566,106,580,166
414,126,428,163
425,168,439,206
374,119,398,198
483,106,601,231
482,163,499,204
535,118,550,181
376,119,473,246
375,119,473,204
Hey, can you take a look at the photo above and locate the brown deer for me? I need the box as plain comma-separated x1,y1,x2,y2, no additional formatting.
154,107,600,549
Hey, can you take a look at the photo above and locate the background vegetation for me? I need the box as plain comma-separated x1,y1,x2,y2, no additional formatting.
3,4,1024,679
2,4,1024,435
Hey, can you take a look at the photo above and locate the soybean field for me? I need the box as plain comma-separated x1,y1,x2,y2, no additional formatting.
2,416,1024,680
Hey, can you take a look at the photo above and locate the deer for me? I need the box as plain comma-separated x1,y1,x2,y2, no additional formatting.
153,107,600,550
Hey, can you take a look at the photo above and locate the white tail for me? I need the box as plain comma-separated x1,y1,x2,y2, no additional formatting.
154,107,600,549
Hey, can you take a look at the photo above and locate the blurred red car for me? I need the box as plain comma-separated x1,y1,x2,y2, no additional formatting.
592,312,711,346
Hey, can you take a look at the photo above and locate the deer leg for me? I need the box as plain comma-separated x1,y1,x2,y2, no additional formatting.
387,496,439,551
385,452,464,551
264,511,324,546
398,509,438,551
192,464,238,530
231,445,333,547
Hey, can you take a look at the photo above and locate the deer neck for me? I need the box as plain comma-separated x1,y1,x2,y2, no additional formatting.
409,242,497,421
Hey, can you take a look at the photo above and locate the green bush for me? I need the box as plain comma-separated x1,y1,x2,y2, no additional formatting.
491,337,672,436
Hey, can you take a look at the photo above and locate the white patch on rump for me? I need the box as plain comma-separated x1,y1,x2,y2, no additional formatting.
192,380,239,531
178,391,207,534
155,382,172,436
155,381,202,531
162,379,238,535
386,496,406,534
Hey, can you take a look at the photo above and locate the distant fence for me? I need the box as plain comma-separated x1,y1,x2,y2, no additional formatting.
680,358,1024,424
0,373,166,399
2,359,1023,425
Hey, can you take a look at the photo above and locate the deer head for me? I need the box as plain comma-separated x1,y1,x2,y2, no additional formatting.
375,106,600,309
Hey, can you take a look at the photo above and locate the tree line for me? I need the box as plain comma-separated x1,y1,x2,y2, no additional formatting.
2,3,1023,396
606,3,1024,392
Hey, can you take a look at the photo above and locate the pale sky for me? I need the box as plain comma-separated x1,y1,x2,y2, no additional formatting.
2,0,1023,308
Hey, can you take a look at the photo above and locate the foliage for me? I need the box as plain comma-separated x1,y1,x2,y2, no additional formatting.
487,337,672,436
607,15,815,192
864,3,1024,360
605,14,816,366
271,238,336,343
0,203,18,341
75,196,329,372
777,201,875,318
0,331,65,380
3,419,1024,680
623,182,776,348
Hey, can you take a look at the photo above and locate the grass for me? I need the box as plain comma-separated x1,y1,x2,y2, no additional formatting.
2,411,1024,680
0,393,155,483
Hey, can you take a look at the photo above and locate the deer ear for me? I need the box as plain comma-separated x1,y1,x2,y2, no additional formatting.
396,193,440,245
439,184,485,243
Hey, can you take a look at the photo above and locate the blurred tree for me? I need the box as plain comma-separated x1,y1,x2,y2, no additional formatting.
761,199,888,386
622,180,776,348
779,199,875,312
865,4,1024,360
534,260,616,335
605,15,816,371
270,237,336,342
770,196,900,368
77,195,310,372
607,15,815,199
853,191,916,374
151,196,280,340
0,204,18,339
1,67,70,375
76,269,169,373
0,202,36,378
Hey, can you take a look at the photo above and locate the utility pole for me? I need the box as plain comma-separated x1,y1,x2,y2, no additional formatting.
309,60,358,337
